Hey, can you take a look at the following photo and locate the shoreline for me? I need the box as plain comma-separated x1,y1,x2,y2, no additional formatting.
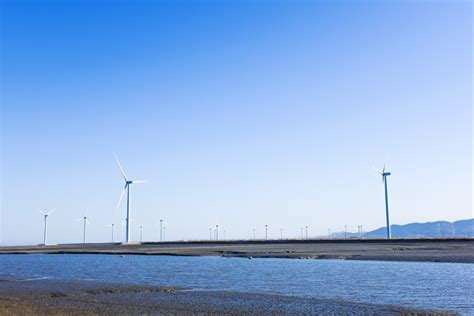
0,278,456,315
1,239,473,263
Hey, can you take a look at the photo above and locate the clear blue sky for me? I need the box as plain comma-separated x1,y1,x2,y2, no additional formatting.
1,0,472,245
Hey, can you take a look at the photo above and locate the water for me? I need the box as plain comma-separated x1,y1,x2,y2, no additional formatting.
1,254,473,314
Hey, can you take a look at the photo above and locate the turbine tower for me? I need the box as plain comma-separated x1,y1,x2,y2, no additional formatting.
115,154,148,243
375,163,392,239
39,209,54,245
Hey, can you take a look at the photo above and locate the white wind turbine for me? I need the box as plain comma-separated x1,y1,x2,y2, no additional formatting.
39,209,54,245
115,154,148,243
375,160,392,239
75,212,92,244
105,223,115,242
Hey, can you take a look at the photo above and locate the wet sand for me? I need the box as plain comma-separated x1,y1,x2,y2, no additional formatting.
1,238,473,263
0,279,455,315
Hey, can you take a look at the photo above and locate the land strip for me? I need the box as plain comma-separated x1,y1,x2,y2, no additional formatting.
0,238,473,263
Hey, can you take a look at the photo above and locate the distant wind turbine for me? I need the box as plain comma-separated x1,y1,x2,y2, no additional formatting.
105,223,115,242
75,213,92,244
375,161,392,239
39,209,54,245
154,220,164,241
115,154,148,243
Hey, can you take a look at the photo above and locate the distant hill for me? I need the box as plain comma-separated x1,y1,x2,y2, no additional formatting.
327,219,473,238
363,219,473,238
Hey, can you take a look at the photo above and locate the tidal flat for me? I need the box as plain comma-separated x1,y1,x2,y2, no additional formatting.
0,279,455,315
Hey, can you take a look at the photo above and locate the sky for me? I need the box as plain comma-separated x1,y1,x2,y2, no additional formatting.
0,0,472,245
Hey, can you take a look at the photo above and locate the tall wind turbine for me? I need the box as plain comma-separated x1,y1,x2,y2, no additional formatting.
375,162,392,239
39,209,54,245
115,154,148,243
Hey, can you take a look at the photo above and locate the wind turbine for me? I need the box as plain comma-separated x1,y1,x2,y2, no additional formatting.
39,209,54,245
375,162,392,239
75,213,92,244
105,223,115,242
115,154,148,243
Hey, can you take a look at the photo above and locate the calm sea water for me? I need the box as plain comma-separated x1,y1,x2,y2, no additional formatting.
1,254,473,314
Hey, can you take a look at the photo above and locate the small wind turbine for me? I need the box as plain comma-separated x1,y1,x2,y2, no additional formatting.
140,225,144,242
159,219,163,241
105,223,115,242
75,213,92,244
375,161,392,239
265,224,268,240
154,220,164,241
305,226,308,239
39,209,54,245
115,154,148,243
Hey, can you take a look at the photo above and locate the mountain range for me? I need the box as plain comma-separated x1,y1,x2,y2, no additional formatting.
330,219,473,238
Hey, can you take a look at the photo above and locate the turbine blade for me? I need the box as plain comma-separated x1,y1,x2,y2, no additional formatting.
114,185,127,222
75,218,83,222
114,153,128,182
38,210,47,215
47,210,55,216
373,166,383,174
132,180,148,184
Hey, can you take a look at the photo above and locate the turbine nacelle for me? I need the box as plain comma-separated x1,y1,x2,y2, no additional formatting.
39,209,54,218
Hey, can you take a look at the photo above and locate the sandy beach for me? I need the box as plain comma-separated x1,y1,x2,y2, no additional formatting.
1,238,473,263
0,278,456,315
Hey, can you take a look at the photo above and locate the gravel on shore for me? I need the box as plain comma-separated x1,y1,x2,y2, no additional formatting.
0,279,456,315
